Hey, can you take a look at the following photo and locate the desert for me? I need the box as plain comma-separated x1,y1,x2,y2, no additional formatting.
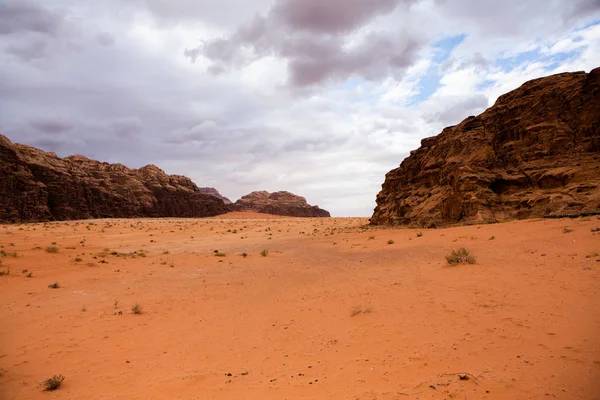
1,214,599,399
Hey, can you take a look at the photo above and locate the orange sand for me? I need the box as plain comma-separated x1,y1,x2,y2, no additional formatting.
1,214,599,399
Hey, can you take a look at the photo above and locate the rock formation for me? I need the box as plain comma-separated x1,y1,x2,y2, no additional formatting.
371,68,600,227
231,191,330,217
199,187,232,204
0,134,229,222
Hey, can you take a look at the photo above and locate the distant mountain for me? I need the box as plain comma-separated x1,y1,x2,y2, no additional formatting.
0,134,228,222
199,187,232,204
231,191,330,217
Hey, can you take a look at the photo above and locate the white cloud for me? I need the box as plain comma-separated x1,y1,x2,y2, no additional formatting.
1,0,599,216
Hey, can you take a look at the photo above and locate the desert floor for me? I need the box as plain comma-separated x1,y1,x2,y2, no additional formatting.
0,213,599,399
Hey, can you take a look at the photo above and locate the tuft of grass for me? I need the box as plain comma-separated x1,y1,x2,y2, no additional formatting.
260,249,270,257
214,252,226,257
241,252,248,258
351,306,372,317
45,246,59,253
131,303,143,314
74,257,82,262
446,248,476,265
42,375,65,391
387,239,394,245
563,227,573,233
416,232,423,237
48,282,60,289
368,236,375,240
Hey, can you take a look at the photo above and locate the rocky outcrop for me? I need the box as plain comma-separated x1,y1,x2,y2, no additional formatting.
199,187,232,204
231,191,330,217
0,135,229,222
371,68,600,227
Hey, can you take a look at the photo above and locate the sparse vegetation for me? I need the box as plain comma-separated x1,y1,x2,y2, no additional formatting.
131,303,143,314
42,375,65,391
563,227,573,233
387,239,394,245
446,248,476,265
214,252,226,257
48,282,60,289
241,252,248,258
416,232,423,237
74,257,82,262
260,249,270,257
351,306,372,317
45,246,59,253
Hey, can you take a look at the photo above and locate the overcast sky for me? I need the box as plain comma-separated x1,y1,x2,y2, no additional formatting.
1,0,599,216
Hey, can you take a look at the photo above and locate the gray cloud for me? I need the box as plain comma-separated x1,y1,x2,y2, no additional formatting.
0,1,63,35
1,0,598,216
187,0,423,87
272,0,402,34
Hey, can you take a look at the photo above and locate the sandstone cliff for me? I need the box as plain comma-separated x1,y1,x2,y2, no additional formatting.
231,191,330,217
0,135,228,222
371,68,600,227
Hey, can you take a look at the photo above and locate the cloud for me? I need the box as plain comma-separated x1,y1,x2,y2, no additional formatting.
0,1,63,35
186,0,424,87
1,0,599,217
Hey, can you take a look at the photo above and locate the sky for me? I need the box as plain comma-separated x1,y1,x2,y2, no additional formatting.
1,0,599,216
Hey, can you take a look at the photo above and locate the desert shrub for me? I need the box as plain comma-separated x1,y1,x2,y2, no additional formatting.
214,252,226,257
260,249,270,257
351,306,372,317
45,246,59,253
42,375,64,391
48,282,60,288
131,303,143,314
387,240,394,245
446,248,476,265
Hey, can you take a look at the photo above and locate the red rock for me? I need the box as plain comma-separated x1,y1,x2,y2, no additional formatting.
371,68,600,227
0,135,228,221
231,191,330,217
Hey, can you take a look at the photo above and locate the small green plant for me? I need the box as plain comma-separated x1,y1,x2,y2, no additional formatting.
42,374,65,391
45,246,59,253
260,249,270,257
446,248,476,265
387,239,394,245
131,303,143,314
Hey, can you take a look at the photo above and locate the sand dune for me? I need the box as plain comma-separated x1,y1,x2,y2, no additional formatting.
1,214,599,399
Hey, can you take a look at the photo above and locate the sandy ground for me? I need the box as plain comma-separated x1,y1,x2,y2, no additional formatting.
0,213,599,399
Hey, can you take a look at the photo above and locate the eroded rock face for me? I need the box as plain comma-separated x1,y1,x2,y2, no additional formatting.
199,187,232,204
0,135,229,222
231,191,330,217
371,68,600,227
